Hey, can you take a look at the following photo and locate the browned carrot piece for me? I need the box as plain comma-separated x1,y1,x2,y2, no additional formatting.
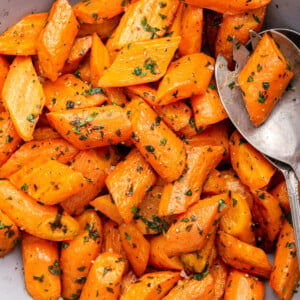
163,274,215,300
0,13,47,55
269,220,300,300
224,269,265,300
106,148,156,223
210,257,228,300
165,193,231,256
44,74,107,112
0,112,21,167
127,98,186,182
159,146,223,216
77,56,91,83
9,157,88,205
179,5,203,56
62,36,92,74
47,106,132,150
178,119,206,138
105,87,129,108
61,147,119,215
183,0,271,14
0,55,9,111
0,139,78,178
37,0,79,81
119,223,150,276
156,53,215,105
168,3,184,37
2,56,45,141
120,270,138,296
80,252,125,300
270,181,290,214
99,36,181,87
217,231,272,278
230,130,276,189
106,0,180,53
22,233,61,300
215,7,266,69
90,195,123,225
238,33,294,126
149,234,183,271
0,209,19,257
61,210,102,300
120,271,180,300
33,127,61,140
191,80,228,128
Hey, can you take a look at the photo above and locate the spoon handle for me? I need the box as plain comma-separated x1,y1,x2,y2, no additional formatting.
282,168,300,266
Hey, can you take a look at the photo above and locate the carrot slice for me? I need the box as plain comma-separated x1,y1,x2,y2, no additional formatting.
168,3,184,37
37,0,79,81
0,55,9,111
0,13,47,55
270,181,290,214
2,56,45,141
210,257,228,300
99,36,181,87
105,87,128,108
156,53,215,105
33,127,60,141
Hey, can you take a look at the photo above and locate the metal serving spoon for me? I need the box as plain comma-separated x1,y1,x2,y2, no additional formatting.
215,29,300,263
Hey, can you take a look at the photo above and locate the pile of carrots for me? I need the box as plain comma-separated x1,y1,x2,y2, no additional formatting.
0,0,298,299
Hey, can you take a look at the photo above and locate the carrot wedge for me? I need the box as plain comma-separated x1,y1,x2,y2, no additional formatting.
33,127,61,141
2,56,45,141
99,36,181,87
270,181,290,214
210,257,228,300
0,55,9,111
37,0,79,81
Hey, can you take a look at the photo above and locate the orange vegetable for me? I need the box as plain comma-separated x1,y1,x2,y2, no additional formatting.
47,106,132,150
165,193,231,256
238,33,294,126
0,55,9,111
178,119,206,138
120,270,138,296
215,7,266,69
119,223,150,276
230,130,276,189
0,13,47,55
105,87,128,108
106,0,180,52
159,146,224,216
0,138,78,178
33,127,61,141
77,56,91,83
43,74,106,112
210,257,228,300
127,98,186,182
269,220,300,300
90,195,123,225
149,234,184,271
0,209,19,257
179,5,203,56
183,0,271,14
80,252,125,300
90,33,110,87
270,181,290,214
168,3,184,37
22,233,61,300
217,231,272,278
163,274,215,300
0,180,79,241
61,147,119,215
106,148,156,223
99,36,181,87
9,157,88,205
191,80,228,128
156,53,215,105
37,0,79,81
120,271,180,300
2,56,45,141
224,269,265,300
61,210,102,300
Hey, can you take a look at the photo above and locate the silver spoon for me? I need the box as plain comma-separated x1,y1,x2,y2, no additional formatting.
215,29,300,264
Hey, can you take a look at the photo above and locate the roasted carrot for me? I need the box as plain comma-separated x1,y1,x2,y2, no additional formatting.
270,181,290,214
224,269,265,300
156,53,215,105
22,233,61,300
165,193,231,256
179,5,203,56
178,118,206,138
168,3,184,37
0,180,79,241
0,55,9,111
238,33,294,126
77,56,92,83
210,257,228,300
127,98,186,182
33,127,60,141
47,106,132,150
2,56,45,141
37,0,79,81
159,146,223,216
0,138,78,178
217,231,272,278
230,130,276,189
80,252,125,300
61,210,102,300
105,87,129,108
120,270,138,296
0,13,47,55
